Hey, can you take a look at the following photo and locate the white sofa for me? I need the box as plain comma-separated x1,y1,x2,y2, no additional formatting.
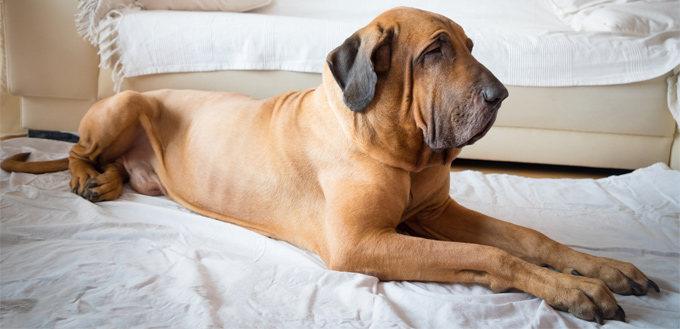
3,0,679,170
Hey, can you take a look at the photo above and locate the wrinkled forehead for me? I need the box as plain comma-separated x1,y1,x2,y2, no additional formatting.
371,7,467,43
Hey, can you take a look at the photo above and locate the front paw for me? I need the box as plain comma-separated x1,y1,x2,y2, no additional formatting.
545,273,626,324
565,256,659,296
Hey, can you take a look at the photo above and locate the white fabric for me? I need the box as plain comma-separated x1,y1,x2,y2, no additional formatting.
90,0,680,88
76,0,138,46
1,137,679,328
76,0,272,45
550,0,680,33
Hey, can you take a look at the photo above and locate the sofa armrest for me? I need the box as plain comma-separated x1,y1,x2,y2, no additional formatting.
3,0,99,100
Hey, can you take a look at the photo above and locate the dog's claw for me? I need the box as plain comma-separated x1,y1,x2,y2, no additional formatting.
648,280,660,293
594,310,604,325
81,178,98,202
615,305,626,322
630,280,644,295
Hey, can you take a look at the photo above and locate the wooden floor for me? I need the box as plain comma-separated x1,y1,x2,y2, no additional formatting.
451,159,632,179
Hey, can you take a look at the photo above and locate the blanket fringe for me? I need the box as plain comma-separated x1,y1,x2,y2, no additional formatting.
98,8,125,93
75,0,142,93
75,0,105,45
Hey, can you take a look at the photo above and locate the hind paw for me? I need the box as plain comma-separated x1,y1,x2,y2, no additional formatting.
79,176,123,202
70,162,125,202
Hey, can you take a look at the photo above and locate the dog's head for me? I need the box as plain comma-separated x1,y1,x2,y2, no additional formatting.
324,7,508,171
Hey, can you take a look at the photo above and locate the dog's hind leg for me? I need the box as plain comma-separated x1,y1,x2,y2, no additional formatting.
69,91,158,202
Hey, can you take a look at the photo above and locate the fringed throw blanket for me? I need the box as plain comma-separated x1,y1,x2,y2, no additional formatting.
75,0,680,93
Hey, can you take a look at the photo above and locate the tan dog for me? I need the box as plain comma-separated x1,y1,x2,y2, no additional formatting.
2,7,657,324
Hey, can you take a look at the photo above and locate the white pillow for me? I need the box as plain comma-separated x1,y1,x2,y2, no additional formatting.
137,0,272,12
550,0,680,34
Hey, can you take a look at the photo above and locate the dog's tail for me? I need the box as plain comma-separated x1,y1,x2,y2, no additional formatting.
1,153,69,174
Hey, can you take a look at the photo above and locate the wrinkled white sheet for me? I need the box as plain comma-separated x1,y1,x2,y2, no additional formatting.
103,0,680,87
1,137,679,328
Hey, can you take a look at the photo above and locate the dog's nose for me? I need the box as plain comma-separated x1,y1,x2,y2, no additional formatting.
481,85,509,108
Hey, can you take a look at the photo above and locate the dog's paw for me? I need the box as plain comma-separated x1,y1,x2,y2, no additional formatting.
70,164,99,199
80,174,124,202
545,273,626,324
70,163,124,202
564,255,659,296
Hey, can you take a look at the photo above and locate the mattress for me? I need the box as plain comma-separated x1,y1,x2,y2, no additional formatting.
2,137,678,328
82,0,680,91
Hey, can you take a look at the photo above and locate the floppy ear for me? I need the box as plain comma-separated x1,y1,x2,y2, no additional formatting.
326,28,392,112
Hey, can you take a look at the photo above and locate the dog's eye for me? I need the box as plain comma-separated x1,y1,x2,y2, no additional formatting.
425,47,442,57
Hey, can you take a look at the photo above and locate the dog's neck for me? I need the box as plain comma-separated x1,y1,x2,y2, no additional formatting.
316,67,459,172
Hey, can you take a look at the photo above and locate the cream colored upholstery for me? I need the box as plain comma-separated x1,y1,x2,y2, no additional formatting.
672,131,680,169
460,127,674,169
495,76,675,137
3,0,678,170
20,97,95,132
3,0,98,100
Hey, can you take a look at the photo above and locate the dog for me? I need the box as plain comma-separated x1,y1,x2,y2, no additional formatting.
1,7,657,324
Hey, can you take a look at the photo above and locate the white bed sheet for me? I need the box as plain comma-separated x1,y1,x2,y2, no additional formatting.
1,137,679,328
100,0,680,89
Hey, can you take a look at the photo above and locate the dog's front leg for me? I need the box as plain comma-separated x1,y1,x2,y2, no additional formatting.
398,198,660,321
325,222,622,324
401,198,658,295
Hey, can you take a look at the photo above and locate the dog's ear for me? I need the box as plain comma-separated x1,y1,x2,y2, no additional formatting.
327,28,392,112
